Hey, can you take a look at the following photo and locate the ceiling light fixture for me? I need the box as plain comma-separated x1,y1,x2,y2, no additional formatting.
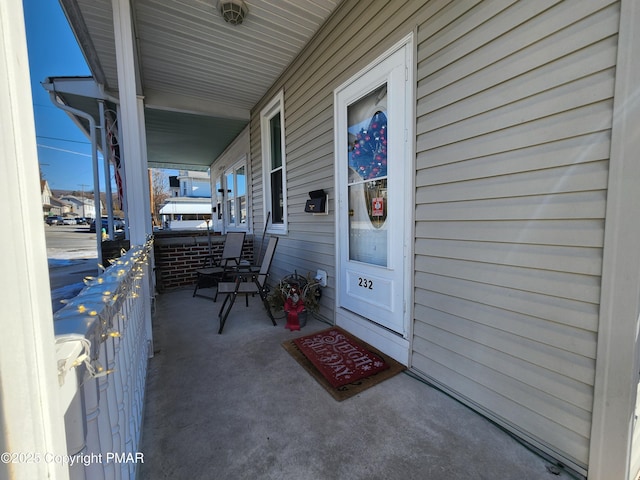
218,0,248,25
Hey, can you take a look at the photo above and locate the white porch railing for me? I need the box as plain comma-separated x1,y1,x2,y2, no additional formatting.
54,239,154,480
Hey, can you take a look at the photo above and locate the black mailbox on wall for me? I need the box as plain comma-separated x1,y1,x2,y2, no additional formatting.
305,189,328,215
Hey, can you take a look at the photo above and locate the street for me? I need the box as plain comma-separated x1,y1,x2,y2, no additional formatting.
44,223,97,260
44,224,100,312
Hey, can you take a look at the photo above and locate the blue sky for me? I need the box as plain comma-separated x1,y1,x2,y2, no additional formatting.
23,0,108,192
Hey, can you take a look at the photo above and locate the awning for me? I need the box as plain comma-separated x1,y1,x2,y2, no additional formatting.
159,202,212,215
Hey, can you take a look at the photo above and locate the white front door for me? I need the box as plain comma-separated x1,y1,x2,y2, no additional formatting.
335,41,412,336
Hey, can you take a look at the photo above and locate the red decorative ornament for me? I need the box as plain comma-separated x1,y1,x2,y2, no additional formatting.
284,286,305,331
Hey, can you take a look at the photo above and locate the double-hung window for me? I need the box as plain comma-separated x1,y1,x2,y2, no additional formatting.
261,91,287,233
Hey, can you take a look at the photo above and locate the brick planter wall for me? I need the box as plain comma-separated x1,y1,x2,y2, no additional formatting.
154,231,253,291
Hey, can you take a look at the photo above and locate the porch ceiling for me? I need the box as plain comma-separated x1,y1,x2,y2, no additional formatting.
58,0,342,170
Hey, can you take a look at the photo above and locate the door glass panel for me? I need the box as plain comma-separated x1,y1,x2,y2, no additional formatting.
226,172,235,224
237,166,246,224
238,196,246,224
347,84,388,267
215,179,222,221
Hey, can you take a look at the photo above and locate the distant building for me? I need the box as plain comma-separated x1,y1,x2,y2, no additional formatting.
176,170,211,197
160,170,212,230
41,180,53,218
59,195,100,219
168,175,180,197
49,198,70,217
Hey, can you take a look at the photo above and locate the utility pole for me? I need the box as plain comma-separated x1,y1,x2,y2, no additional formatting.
78,183,89,217
39,163,49,180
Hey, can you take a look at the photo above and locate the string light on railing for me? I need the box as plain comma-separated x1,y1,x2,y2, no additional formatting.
83,275,105,285
87,359,114,379
54,239,154,386
100,328,121,342
57,336,111,380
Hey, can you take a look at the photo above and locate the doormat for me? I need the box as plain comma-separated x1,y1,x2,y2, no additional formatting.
282,327,406,401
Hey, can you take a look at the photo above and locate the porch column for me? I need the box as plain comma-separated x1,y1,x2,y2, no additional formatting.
0,2,68,479
112,0,152,244
112,0,154,360
589,0,640,478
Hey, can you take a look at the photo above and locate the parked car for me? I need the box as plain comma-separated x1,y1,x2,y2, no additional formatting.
75,217,88,225
45,216,63,226
89,217,125,234
62,217,77,225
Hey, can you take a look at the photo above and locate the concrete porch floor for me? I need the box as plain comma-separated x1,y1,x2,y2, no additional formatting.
139,287,575,480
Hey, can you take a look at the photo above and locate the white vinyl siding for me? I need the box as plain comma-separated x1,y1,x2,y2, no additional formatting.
412,0,618,474
248,0,622,475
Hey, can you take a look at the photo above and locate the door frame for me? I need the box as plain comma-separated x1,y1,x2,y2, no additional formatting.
333,33,415,365
222,155,250,232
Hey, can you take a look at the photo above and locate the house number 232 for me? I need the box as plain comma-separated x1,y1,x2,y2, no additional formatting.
358,277,373,290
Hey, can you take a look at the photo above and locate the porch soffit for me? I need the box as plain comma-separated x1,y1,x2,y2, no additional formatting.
58,0,342,168
43,76,238,170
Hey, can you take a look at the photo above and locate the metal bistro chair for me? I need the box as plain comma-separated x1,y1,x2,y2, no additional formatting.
193,231,246,300
216,236,278,334
236,211,271,271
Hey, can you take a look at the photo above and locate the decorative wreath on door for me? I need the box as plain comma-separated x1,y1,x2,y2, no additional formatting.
349,110,388,228
349,110,387,180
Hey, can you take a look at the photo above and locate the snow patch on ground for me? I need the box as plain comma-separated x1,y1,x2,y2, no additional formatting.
47,248,97,261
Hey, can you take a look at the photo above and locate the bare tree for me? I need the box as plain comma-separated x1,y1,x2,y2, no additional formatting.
150,169,170,226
